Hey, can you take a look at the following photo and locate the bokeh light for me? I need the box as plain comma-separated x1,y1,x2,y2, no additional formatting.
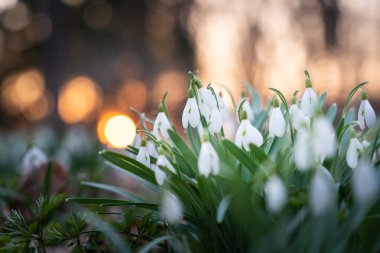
97,111,136,148
1,2,30,31
152,71,187,105
116,80,147,111
58,76,102,124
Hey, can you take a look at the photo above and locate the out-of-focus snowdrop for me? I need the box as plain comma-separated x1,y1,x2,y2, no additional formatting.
196,86,214,121
208,108,223,134
289,95,310,132
346,128,363,169
136,140,150,168
310,169,335,216
268,97,286,137
265,176,287,213
153,103,172,140
133,134,142,148
154,148,176,185
301,73,318,117
358,89,376,130
236,92,253,123
294,116,336,171
22,147,48,175
182,88,200,129
147,140,158,158
33,126,57,151
160,191,183,224
352,159,379,205
235,110,263,151
198,140,219,177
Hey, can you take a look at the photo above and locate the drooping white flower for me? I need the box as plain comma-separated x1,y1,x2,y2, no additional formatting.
235,111,263,151
136,140,150,168
197,87,214,120
147,140,158,158
346,129,363,169
154,151,176,185
294,130,314,171
160,191,183,224
310,169,334,216
198,141,219,177
358,90,376,130
289,103,310,132
182,88,200,129
265,176,287,213
155,167,166,186
301,74,318,117
352,159,379,204
208,108,223,134
268,97,286,137
153,109,172,140
22,147,48,175
236,95,253,123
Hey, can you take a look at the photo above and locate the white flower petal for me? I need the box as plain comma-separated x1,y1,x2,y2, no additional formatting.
352,159,379,204
160,191,183,224
22,147,48,175
198,142,219,177
346,138,363,169
236,98,254,123
157,155,176,173
189,98,200,128
301,88,317,116
294,131,313,171
147,141,158,158
182,99,190,129
136,147,150,168
310,169,334,216
312,117,336,159
358,101,365,130
155,166,167,185
364,100,376,128
208,108,223,134
265,176,287,213
269,108,286,137
244,123,264,148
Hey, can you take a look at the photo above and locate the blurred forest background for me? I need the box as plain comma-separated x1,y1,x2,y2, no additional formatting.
0,0,379,147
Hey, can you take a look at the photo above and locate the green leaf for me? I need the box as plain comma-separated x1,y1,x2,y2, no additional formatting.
66,197,158,211
318,92,327,107
222,139,257,173
167,129,198,169
100,150,157,186
326,103,337,123
81,181,144,202
138,235,174,253
217,194,233,223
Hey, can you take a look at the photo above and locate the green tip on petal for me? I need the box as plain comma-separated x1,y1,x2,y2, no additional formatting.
272,96,280,107
239,110,248,121
361,89,367,100
241,91,247,97
291,94,297,104
349,127,356,138
188,88,195,98
158,145,165,155
203,131,210,142
141,139,147,147
304,70,312,88
159,102,164,112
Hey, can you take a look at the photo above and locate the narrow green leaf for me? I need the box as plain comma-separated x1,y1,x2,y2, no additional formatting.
81,181,144,202
168,129,197,169
138,235,174,253
326,103,337,123
318,92,327,107
66,198,158,211
222,139,257,173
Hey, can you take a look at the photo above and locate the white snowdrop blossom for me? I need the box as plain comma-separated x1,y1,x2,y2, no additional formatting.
182,88,200,129
154,153,176,185
153,111,172,140
358,90,376,130
197,87,214,120
310,169,335,216
289,103,310,132
346,136,363,169
268,98,286,137
136,141,150,168
236,96,253,123
160,191,183,224
301,87,317,117
147,140,158,158
265,176,287,213
235,118,263,151
352,159,379,204
294,116,336,171
208,108,223,134
22,147,48,175
198,141,219,177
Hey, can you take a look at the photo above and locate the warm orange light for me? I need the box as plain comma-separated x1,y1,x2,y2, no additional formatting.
97,111,136,148
23,95,49,121
116,80,147,111
58,76,102,124
152,71,187,105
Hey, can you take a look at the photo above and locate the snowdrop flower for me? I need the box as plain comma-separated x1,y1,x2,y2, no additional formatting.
146,140,158,158
182,88,200,129
208,108,223,134
236,93,253,123
346,128,363,169
160,191,183,224
197,86,214,120
22,147,48,175
154,148,176,185
358,89,376,130
235,110,263,151
301,73,318,117
294,116,336,171
136,140,150,168
265,176,287,213
289,96,310,132
310,169,335,216
153,103,172,140
268,97,286,137
198,140,219,177
352,159,379,204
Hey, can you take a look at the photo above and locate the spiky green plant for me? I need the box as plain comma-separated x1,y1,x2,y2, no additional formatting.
68,71,380,253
